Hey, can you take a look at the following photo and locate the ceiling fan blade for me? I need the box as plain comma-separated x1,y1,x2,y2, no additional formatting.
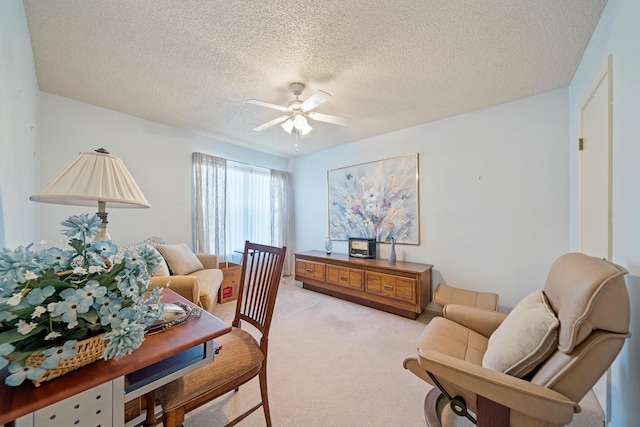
300,90,331,111
307,112,349,126
253,115,289,131
247,99,288,112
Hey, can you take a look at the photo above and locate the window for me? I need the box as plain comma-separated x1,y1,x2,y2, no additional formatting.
192,153,292,274
225,161,270,255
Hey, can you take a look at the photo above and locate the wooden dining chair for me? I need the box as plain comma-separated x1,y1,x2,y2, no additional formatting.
153,241,287,427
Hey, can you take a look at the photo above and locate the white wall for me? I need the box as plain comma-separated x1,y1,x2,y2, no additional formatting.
568,1,640,426
4,0,635,423
0,0,39,248
37,93,290,248
292,89,570,309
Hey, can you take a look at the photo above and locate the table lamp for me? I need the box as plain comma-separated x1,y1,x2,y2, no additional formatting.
30,148,150,240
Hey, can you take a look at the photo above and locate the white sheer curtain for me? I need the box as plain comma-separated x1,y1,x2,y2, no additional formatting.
270,169,293,276
192,153,226,259
193,153,292,274
226,161,270,254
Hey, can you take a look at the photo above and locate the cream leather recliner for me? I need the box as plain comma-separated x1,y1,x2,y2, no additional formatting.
404,253,631,427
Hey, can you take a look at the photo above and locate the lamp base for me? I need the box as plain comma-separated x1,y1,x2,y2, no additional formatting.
95,210,110,241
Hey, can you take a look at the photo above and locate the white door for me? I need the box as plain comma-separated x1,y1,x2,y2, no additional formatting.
578,55,612,418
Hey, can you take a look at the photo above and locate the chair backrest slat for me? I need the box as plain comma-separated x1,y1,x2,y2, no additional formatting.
233,241,287,337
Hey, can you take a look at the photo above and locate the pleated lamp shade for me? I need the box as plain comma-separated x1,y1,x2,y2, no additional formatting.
30,150,149,239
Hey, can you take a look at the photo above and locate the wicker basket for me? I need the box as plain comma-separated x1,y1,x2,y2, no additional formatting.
26,334,106,387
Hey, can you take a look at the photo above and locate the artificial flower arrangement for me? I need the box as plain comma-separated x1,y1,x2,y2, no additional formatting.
0,214,164,386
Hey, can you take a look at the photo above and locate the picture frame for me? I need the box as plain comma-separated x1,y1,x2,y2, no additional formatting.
327,153,420,244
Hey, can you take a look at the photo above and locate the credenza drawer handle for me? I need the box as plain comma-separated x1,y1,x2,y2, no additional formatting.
339,276,348,281
306,268,313,273
384,285,394,291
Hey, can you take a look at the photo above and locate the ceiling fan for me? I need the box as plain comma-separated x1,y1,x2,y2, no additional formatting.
247,82,349,136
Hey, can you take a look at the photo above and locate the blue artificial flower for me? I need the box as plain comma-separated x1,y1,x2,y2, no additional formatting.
76,281,107,307
98,300,128,328
60,214,102,239
94,292,122,311
25,285,56,306
0,309,17,322
86,240,118,259
4,361,46,386
39,247,74,271
103,319,145,360
53,289,93,324
0,246,42,285
40,340,79,369
123,249,147,277
0,343,15,370
135,245,163,276
84,251,109,269
135,287,164,325
116,269,142,300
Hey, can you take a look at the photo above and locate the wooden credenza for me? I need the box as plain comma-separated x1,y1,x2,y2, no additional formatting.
295,251,433,319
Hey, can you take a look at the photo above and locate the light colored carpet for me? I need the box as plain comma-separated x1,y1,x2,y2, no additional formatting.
177,277,603,427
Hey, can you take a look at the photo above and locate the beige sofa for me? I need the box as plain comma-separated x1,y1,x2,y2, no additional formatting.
149,243,224,313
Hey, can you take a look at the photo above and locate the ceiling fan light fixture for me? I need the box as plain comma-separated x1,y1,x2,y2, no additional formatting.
248,82,347,140
293,113,308,130
281,119,294,134
299,121,313,136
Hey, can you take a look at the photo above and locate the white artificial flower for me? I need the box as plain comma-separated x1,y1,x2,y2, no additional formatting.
7,293,23,306
16,319,37,335
73,266,87,275
24,271,38,281
47,302,58,312
88,265,103,274
31,306,47,319
44,331,62,340
67,321,78,329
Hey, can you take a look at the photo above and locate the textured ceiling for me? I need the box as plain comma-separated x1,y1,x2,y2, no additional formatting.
23,0,607,158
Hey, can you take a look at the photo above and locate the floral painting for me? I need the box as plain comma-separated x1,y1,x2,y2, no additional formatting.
328,154,419,244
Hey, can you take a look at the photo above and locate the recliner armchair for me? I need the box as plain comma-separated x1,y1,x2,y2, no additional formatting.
404,253,631,427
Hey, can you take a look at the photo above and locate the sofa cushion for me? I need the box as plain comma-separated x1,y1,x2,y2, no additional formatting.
157,243,205,275
151,252,171,277
417,317,488,366
189,269,224,299
482,290,559,378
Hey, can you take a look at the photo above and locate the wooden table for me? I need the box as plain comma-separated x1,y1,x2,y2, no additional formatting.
0,289,231,426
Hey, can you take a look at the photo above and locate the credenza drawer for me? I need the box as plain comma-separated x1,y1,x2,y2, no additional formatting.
295,259,326,281
365,272,417,304
326,265,364,290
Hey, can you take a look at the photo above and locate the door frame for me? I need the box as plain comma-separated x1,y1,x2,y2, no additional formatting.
577,55,613,261
577,54,613,421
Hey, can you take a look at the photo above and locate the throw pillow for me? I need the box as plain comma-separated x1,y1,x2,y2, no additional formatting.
156,243,205,275
150,249,171,276
482,290,559,378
